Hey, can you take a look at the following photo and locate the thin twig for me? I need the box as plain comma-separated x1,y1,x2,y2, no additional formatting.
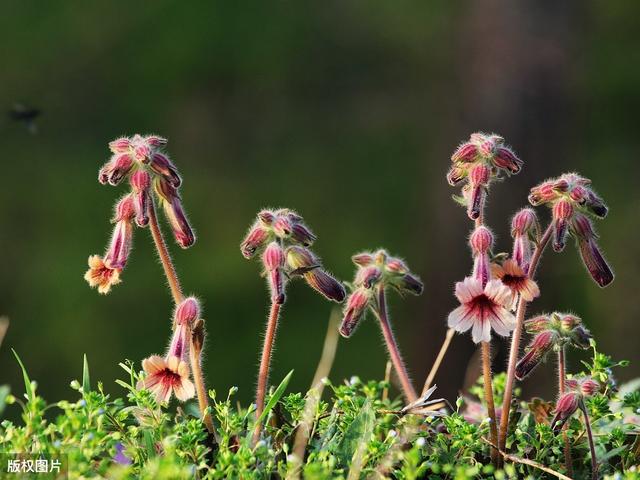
481,437,572,480
581,403,599,480
499,224,553,452
481,341,499,466
558,347,573,476
422,327,455,396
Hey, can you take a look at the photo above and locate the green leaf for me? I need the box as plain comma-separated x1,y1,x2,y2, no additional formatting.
337,399,375,463
11,349,34,404
82,354,91,394
0,385,10,417
257,370,293,427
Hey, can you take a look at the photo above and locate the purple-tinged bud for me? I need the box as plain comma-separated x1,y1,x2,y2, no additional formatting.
162,197,195,248
515,330,556,380
149,152,182,188
472,252,491,288
528,181,558,206
451,142,478,163
145,135,168,148
352,252,375,267
113,195,135,223
101,153,134,186
258,210,276,225
512,234,532,272
175,297,200,326
469,226,493,254
109,137,131,154
340,288,372,337
263,242,286,304
469,163,490,186
130,170,151,227
285,245,319,274
552,200,574,252
584,191,608,218
476,135,499,157
290,222,316,246
524,315,552,334
446,165,467,186
304,269,346,302
240,224,269,259
551,392,581,432
493,145,523,174
571,325,593,350
104,217,133,270
511,208,538,236
570,213,597,240
355,266,382,288
558,313,581,331
397,273,423,295
386,258,409,274
577,236,614,287
273,215,293,238
580,379,600,396
467,165,490,220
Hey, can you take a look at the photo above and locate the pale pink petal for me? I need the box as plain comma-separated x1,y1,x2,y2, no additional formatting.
472,318,491,343
143,355,166,375
448,305,474,333
157,381,173,403
174,379,196,401
520,279,540,301
177,361,190,378
166,355,180,373
455,277,483,303
485,280,512,307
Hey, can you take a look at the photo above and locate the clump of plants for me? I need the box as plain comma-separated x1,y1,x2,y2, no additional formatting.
1,132,638,479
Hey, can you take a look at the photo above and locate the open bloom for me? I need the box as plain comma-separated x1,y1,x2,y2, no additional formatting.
447,277,516,343
491,259,540,305
137,354,195,403
84,255,121,294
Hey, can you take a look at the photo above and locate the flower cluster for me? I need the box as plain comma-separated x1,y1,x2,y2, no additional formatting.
85,135,195,294
340,249,423,337
447,226,517,344
515,312,592,380
529,172,613,287
551,376,600,432
447,133,523,220
137,297,201,403
241,208,345,305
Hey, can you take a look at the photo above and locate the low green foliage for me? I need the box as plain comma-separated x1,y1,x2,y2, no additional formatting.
0,348,638,479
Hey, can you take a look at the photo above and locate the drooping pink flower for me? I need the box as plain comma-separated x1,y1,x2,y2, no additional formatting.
469,226,493,287
262,241,286,305
84,255,122,294
447,277,516,343
339,288,372,337
491,259,540,304
515,330,557,380
154,178,195,248
511,208,539,271
570,214,614,287
137,355,195,403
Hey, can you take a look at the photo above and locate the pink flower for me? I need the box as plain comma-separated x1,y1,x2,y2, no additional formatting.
84,255,122,294
447,277,516,343
137,355,195,403
491,259,540,303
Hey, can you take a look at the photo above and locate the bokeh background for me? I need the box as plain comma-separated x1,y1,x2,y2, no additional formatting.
1,1,639,414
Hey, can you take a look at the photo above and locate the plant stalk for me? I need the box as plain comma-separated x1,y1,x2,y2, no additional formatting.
498,224,553,452
148,199,214,434
481,341,499,466
253,301,281,444
558,347,573,476
581,402,598,480
375,285,417,403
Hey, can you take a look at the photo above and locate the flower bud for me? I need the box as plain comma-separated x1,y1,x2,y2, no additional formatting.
113,195,135,223
149,152,182,188
528,181,558,206
339,288,371,337
161,196,195,248
352,253,375,267
570,325,592,350
258,210,275,225
175,297,200,326
511,208,538,236
386,258,409,274
524,315,551,334
240,224,269,259
551,391,581,432
263,242,286,304
577,236,614,287
145,135,168,147
304,269,346,302
285,245,318,273
493,145,523,174
355,266,382,288
552,200,574,252
469,163,490,186
130,170,151,227
446,165,467,186
273,215,292,238
515,330,556,380
451,142,478,163
109,137,131,154
99,153,134,186
469,226,493,254
558,313,581,331
290,222,316,246
580,379,600,396
585,191,608,218
396,273,424,295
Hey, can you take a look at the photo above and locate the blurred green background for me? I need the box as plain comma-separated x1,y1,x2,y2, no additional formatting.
1,1,639,412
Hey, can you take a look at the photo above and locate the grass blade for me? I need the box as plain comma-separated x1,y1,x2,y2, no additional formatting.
247,370,293,442
82,354,91,394
12,349,34,404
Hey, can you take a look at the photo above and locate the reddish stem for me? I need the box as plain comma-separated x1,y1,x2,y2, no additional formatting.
558,347,574,476
499,224,553,452
581,402,598,480
482,341,499,466
253,301,281,444
375,285,418,403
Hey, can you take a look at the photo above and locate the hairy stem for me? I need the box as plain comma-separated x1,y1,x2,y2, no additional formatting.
148,200,213,434
253,302,281,444
481,341,499,466
499,224,553,452
148,199,184,304
581,402,598,480
558,347,573,476
375,285,417,403
422,327,455,396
